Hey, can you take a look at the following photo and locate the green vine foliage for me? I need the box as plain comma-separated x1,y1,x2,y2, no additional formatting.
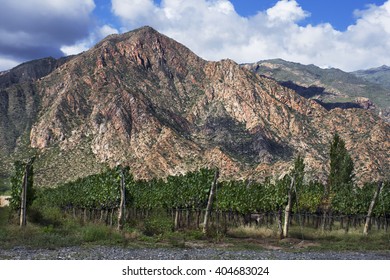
35,166,390,219
294,180,324,213
217,180,252,213
10,161,24,211
37,167,216,212
374,181,390,216
9,160,35,211
331,182,357,215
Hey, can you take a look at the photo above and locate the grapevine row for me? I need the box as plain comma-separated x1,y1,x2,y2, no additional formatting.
35,167,390,218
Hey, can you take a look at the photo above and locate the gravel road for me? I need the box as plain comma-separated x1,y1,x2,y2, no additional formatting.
1,246,389,260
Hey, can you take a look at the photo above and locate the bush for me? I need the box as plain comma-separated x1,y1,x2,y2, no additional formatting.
168,234,186,248
82,224,112,242
143,215,173,236
28,205,63,227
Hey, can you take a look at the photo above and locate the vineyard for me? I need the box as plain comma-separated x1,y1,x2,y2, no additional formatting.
23,166,390,237
8,135,390,238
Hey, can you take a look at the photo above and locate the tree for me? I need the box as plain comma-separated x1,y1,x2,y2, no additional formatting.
328,133,354,191
323,134,354,231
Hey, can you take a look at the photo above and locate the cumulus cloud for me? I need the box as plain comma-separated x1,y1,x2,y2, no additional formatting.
111,0,390,71
112,0,156,23
0,0,96,71
266,0,309,22
2,0,390,72
61,25,119,56
0,57,21,73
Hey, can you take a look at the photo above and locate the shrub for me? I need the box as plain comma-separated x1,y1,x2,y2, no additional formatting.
82,224,111,242
143,215,173,236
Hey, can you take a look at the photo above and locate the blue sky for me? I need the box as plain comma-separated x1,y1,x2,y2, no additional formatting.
1,0,390,71
230,0,386,30
92,1,387,31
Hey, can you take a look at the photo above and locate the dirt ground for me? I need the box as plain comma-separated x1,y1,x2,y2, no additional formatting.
0,196,10,207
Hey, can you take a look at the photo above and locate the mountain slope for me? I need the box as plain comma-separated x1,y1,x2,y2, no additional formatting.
1,27,389,187
353,65,390,90
0,56,74,154
243,59,390,121
0,56,72,89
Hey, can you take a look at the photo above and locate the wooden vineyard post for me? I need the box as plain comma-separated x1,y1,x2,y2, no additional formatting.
363,182,383,235
283,176,295,238
117,168,126,231
19,164,29,227
174,208,180,231
321,183,330,233
277,209,283,239
19,158,35,228
203,169,219,235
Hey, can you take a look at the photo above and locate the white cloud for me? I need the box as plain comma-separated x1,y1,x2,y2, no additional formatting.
112,0,156,23
0,57,21,72
266,0,309,23
61,25,119,56
3,0,390,72
111,0,251,60
99,25,120,38
0,0,95,70
111,0,390,71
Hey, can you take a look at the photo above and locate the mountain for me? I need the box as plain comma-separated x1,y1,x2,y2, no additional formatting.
0,56,74,152
243,59,390,122
353,65,390,90
0,56,72,89
0,27,389,188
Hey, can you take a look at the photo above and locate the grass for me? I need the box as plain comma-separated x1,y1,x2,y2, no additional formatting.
0,176,10,195
290,227,390,252
0,207,124,249
0,185,10,195
0,207,204,250
227,225,276,239
0,206,9,227
1,207,390,253
223,224,390,252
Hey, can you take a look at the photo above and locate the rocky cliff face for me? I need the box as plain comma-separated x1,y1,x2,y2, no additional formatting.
1,27,389,186
0,56,73,156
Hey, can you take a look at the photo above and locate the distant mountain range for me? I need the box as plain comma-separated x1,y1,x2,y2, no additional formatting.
353,65,390,90
243,59,390,122
0,27,389,188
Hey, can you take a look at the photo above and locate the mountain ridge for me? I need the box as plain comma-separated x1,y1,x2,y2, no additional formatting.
243,59,390,122
352,65,390,90
0,56,73,89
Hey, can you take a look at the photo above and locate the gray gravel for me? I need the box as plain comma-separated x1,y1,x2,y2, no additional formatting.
1,246,389,260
